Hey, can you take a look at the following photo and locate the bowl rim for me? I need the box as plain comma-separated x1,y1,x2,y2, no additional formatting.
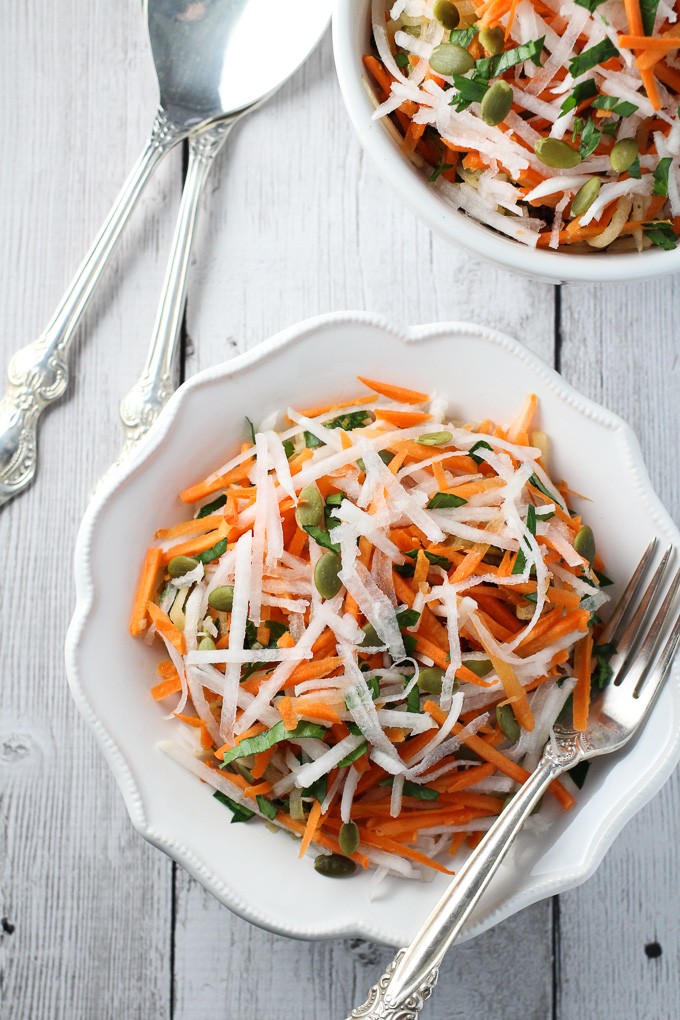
65,310,680,945
331,0,680,285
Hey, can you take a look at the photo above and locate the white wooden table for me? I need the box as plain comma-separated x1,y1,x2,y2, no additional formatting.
1,3,678,1017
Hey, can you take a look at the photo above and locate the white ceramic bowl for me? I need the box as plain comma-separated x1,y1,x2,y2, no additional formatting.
66,312,680,946
332,0,680,284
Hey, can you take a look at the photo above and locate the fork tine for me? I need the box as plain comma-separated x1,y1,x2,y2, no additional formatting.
609,545,673,675
599,537,658,647
631,572,680,701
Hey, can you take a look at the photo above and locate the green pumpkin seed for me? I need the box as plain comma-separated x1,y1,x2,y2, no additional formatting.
361,622,381,647
464,658,492,677
433,0,460,29
416,430,453,447
429,43,474,76
295,485,324,529
480,80,513,127
338,821,360,856
496,703,521,743
198,636,216,651
571,176,601,218
314,551,342,599
534,138,582,169
313,853,357,878
417,667,445,695
610,137,638,174
208,585,234,612
479,26,505,55
574,524,596,566
168,555,199,578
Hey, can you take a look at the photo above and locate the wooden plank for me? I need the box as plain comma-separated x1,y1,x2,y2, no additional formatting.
557,280,680,1020
173,29,556,1020
0,1,183,1016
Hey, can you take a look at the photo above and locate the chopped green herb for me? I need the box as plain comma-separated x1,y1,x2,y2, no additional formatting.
627,156,642,180
396,607,421,628
569,38,619,79
366,675,381,701
512,504,536,576
213,790,255,822
469,440,493,464
196,493,227,519
406,677,421,714
450,25,478,47
404,549,453,569
529,473,559,503
579,119,602,159
402,632,418,657
195,537,228,564
282,438,295,459
449,73,489,111
560,78,597,116
325,491,345,507
220,720,327,766
304,430,325,449
593,642,616,690
600,119,620,138
475,36,545,78
572,116,585,140
303,525,340,554
302,775,328,804
640,0,660,36
379,778,440,801
592,95,638,117
574,0,607,9
256,795,278,820
394,50,409,68
653,157,672,197
644,221,678,250
325,411,372,431
245,417,256,444
429,162,455,182
265,620,289,645
427,491,467,509
337,740,368,768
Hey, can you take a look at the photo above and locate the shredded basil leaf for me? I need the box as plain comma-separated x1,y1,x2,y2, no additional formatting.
196,493,227,519
196,537,227,564
569,38,618,79
325,491,345,507
213,790,255,822
640,0,660,35
512,504,537,576
256,795,278,820
429,162,455,182
406,677,421,714
653,157,672,197
220,720,327,766
627,157,642,180
304,430,325,449
449,73,489,111
476,36,545,79
404,549,453,569
593,642,616,690
579,118,602,159
337,740,368,768
379,778,440,801
303,525,340,554
245,417,256,444
302,775,328,804
574,0,606,9
282,438,295,459
592,95,638,117
644,221,678,250
427,491,467,509
529,473,560,503
560,78,597,116
450,25,478,47
396,607,421,628
325,411,372,431
468,440,493,464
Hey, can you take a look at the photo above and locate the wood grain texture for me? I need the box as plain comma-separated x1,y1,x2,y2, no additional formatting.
0,1,182,1017
2,8,679,1020
557,282,680,1020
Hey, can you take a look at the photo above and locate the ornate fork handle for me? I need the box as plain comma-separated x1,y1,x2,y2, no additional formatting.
0,107,187,508
346,733,589,1019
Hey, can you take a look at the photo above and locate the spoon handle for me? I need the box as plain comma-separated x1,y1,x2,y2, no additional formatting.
118,119,234,455
0,107,187,508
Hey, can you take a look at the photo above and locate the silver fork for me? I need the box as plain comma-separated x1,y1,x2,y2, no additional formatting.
347,539,680,1020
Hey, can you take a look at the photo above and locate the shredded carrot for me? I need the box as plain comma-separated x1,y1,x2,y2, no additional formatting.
357,376,428,405
129,547,163,636
147,601,186,654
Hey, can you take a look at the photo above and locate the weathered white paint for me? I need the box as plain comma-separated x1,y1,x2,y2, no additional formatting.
0,7,678,1020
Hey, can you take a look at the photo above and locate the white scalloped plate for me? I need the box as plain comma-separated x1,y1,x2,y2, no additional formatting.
66,312,680,947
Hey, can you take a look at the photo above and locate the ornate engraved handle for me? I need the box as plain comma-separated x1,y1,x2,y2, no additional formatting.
0,108,187,508
347,734,588,1018
118,119,234,457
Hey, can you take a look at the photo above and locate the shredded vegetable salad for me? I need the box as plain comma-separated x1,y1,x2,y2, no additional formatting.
130,379,613,882
365,0,680,251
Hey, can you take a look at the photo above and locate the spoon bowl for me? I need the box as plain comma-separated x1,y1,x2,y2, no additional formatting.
148,0,330,127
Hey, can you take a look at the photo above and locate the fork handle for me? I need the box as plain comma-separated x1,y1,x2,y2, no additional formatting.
347,744,574,1020
0,107,187,508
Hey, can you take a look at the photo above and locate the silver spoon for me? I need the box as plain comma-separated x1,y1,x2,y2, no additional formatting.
119,0,330,456
0,0,329,506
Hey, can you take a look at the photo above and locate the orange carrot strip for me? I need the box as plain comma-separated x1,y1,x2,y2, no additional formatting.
151,675,182,701
251,745,276,781
374,408,432,427
278,697,299,732
488,653,534,732
180,459,255,503
147,601,186,654
357,376,428,405
618,34,680,51
243,781,274,800
295,396,368,418
290,700,342,725
572,632,594,732
298,801,323,859
356,829,454,875
129,547,163,637
161,521,228,564
154,515,224,540
281,656,342,690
